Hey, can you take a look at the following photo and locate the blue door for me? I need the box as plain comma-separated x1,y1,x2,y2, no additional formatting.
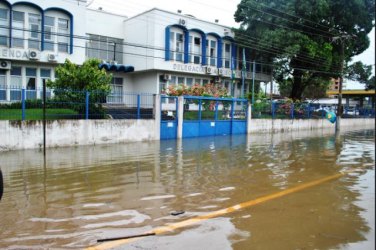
160,96,178,140
182,96,247,138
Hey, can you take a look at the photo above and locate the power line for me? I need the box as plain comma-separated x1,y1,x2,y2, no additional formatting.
1,22,333,71
1,24,340,75
8,35,342,76
1,1,335,64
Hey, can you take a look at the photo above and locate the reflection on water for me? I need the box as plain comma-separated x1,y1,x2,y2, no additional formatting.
0,128,374,249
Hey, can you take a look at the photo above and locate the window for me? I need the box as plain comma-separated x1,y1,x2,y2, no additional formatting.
186,77,193,87
40,68,51,98
178,77,184,85
10,66,22,101
170,76,177,85
107,77,123,103
57,18,69,53
189,35,201,64
223,43,231,68
26,68,37,99
169,31,184,62
28,13,41,49
86,34,123,63
12,11,24,48
44,16,55,51
0,8,9,46
207,39,217,66
0,69,6,100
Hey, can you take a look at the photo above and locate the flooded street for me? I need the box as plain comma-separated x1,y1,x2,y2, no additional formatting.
0,128,374,250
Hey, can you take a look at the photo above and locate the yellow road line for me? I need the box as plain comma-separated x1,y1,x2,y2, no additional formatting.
87,169,355,250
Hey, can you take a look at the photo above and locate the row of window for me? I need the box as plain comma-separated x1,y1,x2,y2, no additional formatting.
0,67,123,101
0,7,70,53
169,31,231,67
159,74,246,97
168,30,264,72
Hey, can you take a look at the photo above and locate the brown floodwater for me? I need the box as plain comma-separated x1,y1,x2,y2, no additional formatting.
0,128,374,250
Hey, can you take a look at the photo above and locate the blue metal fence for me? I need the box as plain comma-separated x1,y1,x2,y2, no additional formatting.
160,96,178,140
182,96,248,138
0,87,155,120
252,100,375,119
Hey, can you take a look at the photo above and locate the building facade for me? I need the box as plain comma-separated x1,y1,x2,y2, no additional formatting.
0,0,272,104
122,8,272,99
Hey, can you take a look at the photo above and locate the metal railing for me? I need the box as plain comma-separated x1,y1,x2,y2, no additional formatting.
0,87,155,120
252,100,375,119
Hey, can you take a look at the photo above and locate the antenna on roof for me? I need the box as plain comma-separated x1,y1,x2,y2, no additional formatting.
177,10,182,14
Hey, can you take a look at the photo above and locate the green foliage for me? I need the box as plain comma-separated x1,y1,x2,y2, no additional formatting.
0,108,78,120
47,58,112,117
0,99,43,109
234,0,375,100
165,83,233,111
366,76,375,90
346,61,374,89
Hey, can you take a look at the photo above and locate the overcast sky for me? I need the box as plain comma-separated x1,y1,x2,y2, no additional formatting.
88,0,375,81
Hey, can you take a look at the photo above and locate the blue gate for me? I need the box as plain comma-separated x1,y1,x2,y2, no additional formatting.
160,96,178,140
183,96,247,138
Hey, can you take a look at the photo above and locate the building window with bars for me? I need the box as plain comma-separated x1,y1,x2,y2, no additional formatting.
57,18,69,53
86,34,123,63
0,8,9,46
28,13,41,50
12,11,25,48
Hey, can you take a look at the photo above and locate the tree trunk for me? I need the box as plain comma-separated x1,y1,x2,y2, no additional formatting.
290,70,305,101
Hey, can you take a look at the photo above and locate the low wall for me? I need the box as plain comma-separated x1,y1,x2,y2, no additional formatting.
0,119,159,151
0,118,374,151
248,118,375,133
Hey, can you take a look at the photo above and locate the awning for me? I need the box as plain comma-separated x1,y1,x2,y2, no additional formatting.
99,63,134,73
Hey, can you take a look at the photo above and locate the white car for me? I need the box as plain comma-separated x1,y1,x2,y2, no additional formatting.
345,108,359,115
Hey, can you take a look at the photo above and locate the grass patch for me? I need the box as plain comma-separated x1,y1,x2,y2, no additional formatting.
0,108,80,120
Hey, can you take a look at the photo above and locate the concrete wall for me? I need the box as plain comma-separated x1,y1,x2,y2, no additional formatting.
248,118,375,134
0,119,159,151
0,116,373,151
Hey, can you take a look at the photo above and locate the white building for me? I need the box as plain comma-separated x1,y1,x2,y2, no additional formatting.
122,8,272,99
0,0,272,104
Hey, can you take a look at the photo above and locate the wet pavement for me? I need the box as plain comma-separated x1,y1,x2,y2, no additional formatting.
0,128,374,249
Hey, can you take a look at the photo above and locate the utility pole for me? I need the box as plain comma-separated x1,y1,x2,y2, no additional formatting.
335,40,344,132
333,34,355,132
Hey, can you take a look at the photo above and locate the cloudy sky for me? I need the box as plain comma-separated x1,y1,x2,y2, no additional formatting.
88,0,375,88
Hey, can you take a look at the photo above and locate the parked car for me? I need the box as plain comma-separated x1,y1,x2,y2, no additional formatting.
345,107,359,115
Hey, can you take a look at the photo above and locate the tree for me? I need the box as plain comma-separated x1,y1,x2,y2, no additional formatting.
234,0,375,100
47,58,112,117
346,61,375,90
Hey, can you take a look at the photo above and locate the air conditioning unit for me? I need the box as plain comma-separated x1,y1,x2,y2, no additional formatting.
163,74,171,81
206,66,213,74
47,54,58,62
179,18,186,26
0,60,11,70
29,50,40,60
